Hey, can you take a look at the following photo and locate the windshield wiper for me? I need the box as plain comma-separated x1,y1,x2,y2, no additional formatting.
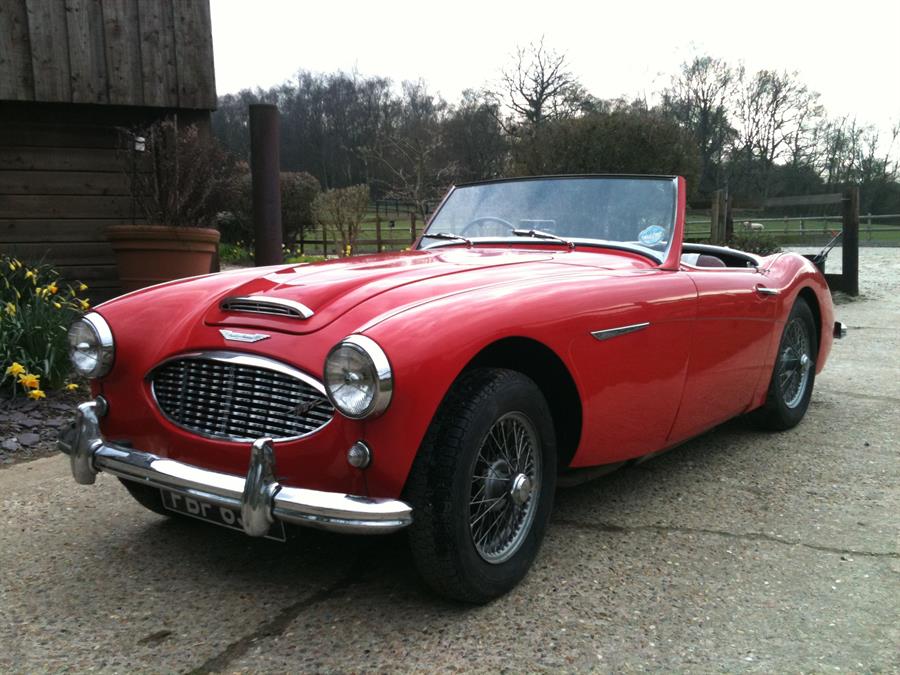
421,232,472,247
512,228,575,249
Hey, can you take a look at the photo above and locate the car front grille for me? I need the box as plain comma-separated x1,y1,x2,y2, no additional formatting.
150,354,334,442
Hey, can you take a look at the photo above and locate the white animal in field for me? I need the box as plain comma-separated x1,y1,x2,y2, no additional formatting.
742,221,765,231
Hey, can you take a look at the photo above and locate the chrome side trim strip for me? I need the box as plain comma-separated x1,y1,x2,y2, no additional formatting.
58,402,412,535
220,296,314,320
591,321,650,341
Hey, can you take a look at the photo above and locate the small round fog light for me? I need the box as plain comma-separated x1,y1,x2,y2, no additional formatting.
347,441,372,469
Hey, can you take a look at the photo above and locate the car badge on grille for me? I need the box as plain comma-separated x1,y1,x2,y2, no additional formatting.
290,400,316,416
219,329,271,343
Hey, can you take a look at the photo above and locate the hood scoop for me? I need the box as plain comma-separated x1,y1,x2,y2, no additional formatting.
220,296,314,320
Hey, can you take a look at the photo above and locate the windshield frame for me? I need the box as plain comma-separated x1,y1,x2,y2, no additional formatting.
419,174,680,264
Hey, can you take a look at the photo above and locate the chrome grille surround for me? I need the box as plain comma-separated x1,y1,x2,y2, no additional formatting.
149,351,334,442
220,296,314,320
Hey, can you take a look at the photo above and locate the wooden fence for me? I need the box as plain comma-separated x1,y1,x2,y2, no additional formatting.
294,200,434,256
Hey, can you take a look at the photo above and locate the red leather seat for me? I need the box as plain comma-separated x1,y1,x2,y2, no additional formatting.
696,254,726,268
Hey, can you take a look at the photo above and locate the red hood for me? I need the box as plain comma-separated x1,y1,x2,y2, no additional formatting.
204,247,655,335
101,246,651,337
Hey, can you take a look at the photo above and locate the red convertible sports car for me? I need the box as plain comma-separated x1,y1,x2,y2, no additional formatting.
59,175,844,603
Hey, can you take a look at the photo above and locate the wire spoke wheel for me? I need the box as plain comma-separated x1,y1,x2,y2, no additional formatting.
779,316,812,409
468,411,541,564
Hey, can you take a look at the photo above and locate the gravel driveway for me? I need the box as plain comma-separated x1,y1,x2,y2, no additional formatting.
1,248,897,673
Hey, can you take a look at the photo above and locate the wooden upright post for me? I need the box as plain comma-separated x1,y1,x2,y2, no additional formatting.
374,201,382,253
249,104,282,266
710,190,722,244
842,187,859,296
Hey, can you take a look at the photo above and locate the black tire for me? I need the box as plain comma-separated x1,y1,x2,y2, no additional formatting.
751,298,818,430
405,368,557,604
118,478,172,517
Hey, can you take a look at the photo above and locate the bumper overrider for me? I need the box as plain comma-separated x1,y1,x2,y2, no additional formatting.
58,399,413,536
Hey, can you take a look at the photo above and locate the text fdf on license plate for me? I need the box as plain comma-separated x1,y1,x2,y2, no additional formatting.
160,489,286,541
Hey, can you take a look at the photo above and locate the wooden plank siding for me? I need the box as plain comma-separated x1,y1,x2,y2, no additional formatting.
0,0,215,110
0,115,129,299
0,0,215,301
24,0,72,103
0,104,212,301
65,0,109,105
0,1,35,100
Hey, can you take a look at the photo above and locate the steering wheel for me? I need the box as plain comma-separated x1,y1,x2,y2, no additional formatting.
460,216,516,237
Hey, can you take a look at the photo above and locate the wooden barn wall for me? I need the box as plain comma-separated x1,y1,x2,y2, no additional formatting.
0,103,210,301
0,0,216,110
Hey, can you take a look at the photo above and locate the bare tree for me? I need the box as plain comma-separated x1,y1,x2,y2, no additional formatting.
662,55,735,195
368,81,453,218
313,184,370,256
494,38,591,128
732,68,822,197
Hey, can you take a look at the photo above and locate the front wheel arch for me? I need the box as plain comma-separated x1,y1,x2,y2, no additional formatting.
464,336,582,470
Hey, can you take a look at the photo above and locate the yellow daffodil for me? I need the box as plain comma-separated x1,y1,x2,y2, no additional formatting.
79,299,90,311
47,282,58,295
5,362,26,377
79,283,88,292
7,261,13,271
65,383,80,392
53,301,61,309
4,302,14,316
17,373,40,389
24,269,36,284
27,389,46,400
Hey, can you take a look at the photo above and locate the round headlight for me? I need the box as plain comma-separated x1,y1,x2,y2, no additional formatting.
323,335,392,419
67,312,114,378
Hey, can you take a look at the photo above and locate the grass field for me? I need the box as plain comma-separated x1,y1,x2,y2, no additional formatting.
222,207,900,264
685,215,900,245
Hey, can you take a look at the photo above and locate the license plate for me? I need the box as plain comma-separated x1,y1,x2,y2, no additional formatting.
160,490,286,542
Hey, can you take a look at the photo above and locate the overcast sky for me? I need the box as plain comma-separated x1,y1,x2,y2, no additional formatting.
210,0,899,139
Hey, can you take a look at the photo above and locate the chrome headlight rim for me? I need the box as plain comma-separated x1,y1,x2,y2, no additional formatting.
68,312,115,379
324,334,393,420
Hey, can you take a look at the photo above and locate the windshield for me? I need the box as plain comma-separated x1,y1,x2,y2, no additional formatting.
422,176,678,260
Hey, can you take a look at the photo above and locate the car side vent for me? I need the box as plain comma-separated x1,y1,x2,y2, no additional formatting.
220,296,314,320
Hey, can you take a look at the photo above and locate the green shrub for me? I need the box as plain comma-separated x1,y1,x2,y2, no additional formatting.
727,231,783,257
217,171,321,252
1,255,89,398
218,242,253,265
284,254,326,264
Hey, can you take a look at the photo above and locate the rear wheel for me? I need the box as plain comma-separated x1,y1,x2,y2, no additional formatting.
406,368,557,603
751,298,818,430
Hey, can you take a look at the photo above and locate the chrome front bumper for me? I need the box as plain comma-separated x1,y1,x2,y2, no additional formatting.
58,400,412,535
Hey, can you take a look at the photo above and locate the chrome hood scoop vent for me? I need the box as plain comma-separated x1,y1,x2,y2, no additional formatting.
220,296,314,320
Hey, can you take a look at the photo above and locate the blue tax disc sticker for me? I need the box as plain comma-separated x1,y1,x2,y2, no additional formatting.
639,225,666,246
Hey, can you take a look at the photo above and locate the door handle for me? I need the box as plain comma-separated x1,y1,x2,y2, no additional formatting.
755,285,779,296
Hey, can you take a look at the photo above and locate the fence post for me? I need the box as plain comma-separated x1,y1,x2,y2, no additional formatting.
842,187,859,296
249,104,282,266
709,191,720,244
724,194,733,241
375,202,383,253
322,222,328,257
709,190,724,244
410,210,417,245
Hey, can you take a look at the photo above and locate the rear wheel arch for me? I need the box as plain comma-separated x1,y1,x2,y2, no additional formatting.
797,286,822,351
464,337,582,471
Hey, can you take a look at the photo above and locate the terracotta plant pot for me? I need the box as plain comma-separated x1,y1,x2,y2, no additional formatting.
107,225,220,293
